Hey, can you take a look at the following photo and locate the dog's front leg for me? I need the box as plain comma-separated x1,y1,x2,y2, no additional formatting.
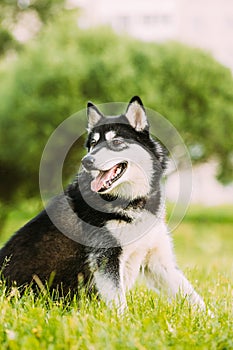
143,235,205,310
93,269,126,313
144,262,205,309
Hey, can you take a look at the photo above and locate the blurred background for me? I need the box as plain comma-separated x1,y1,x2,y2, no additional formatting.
0,0,232,256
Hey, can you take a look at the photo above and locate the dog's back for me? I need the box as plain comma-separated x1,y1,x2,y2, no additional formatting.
0,197,93,293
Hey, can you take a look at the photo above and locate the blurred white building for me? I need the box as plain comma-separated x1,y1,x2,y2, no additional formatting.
74,0,233,71
71,0,233,205
166,161,233,206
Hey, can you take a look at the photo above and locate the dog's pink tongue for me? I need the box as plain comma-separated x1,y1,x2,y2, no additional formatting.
91,165,117,192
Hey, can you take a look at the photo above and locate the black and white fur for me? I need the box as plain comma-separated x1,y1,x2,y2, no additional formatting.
0,96,205,312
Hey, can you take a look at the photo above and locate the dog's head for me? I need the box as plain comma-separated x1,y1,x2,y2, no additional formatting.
81,96,167,200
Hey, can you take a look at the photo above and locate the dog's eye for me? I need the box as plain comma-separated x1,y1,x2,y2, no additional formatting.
90,140,97,148
90,140,97,149
112,139,123,146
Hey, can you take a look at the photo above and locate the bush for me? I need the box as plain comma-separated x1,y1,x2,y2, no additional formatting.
0,15,232,209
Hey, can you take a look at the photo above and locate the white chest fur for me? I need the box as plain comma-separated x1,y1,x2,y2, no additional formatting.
106,211,173,291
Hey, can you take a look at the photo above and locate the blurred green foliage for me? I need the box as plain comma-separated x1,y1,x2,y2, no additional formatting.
0,27,19,55
0,14,233,214
0,0,67,56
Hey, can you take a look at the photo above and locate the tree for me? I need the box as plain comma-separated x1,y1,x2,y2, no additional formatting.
0,0,67,56
0,15,232,224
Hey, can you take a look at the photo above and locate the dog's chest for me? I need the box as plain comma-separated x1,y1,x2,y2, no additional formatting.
106,210,165,246
106,211,168,290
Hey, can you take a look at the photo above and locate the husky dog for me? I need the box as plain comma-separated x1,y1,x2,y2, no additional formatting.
0,96,205,311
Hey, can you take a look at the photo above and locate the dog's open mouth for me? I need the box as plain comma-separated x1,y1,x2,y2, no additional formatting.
91,162,128,193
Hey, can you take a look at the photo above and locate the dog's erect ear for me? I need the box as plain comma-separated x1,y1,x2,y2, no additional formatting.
125,96,149,132
87,102,103,131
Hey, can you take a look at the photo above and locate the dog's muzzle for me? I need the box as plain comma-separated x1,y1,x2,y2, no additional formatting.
82,155,95,171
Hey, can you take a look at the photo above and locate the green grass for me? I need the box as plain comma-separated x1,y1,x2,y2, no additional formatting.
0,202,233,349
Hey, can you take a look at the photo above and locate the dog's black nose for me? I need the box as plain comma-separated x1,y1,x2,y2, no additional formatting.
82,155,95,171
